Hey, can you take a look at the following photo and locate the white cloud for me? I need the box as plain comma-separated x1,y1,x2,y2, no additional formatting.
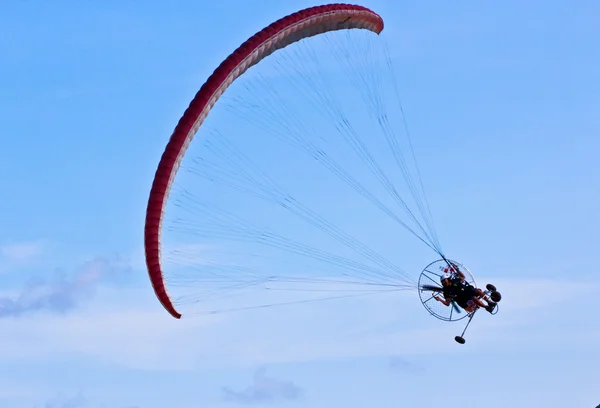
0,240,46,263
222,367,303,404
0,382,41,399
0,255,132,318
0,276,596,372
0,240,49,276
44,392,86,408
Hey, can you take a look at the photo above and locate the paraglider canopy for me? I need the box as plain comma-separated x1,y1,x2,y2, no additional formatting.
144,4,385,319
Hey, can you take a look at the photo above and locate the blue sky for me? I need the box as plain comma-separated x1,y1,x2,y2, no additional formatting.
1,1,599,407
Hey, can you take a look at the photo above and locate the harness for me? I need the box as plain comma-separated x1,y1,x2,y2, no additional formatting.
443,275,476,307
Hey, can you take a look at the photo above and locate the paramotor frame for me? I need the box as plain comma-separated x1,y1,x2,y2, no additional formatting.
417,259,476,322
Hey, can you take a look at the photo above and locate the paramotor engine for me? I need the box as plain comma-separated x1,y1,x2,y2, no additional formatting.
417,259,502,343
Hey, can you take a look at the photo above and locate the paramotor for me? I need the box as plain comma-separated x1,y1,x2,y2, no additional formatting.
143,3,503,345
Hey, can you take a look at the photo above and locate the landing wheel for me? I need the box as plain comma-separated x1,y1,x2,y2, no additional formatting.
490,291,502,302
486,283,497,292
455,336,466,344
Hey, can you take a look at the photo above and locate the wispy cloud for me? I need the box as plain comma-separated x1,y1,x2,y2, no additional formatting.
44,393,86,408
0,276,596,371
389,356,424,374
0,255,130,319
0,240,45,263
222,368,303,404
